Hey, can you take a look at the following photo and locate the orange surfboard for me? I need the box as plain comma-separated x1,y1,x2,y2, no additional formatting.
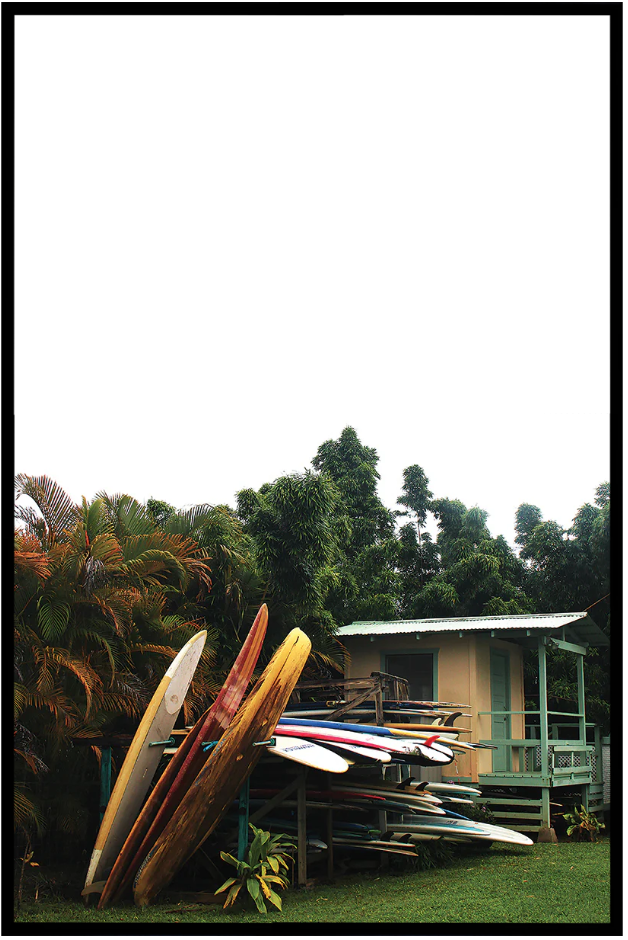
133,627,311,907
98,605,268,907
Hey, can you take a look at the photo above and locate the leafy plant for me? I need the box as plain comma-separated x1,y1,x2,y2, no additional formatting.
215,824,295,913
561,804,605,842
462,802,496,825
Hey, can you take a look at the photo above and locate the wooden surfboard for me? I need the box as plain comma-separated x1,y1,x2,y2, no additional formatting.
266,735,350,773
133,627,312,907
83,629,207,898
98,605,268,908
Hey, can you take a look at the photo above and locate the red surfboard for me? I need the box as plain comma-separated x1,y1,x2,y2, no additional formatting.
98,604,268,908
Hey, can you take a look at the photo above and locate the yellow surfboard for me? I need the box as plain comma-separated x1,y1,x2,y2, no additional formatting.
133,627,311,907
83,630,207,896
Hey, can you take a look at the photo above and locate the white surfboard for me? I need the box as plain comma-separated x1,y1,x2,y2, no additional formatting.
338,782,443,803
422,781,483,795
267,735,349,773
83,630,207,895
390,817,533,845
321,740,392,763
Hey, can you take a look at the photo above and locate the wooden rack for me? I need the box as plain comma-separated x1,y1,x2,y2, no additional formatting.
86,672,412,897
235,671,411,885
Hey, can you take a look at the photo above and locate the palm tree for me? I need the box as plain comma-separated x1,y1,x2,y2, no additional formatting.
14,475,216,852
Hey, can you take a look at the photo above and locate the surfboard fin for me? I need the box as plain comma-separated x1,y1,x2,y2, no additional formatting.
81,881,106,896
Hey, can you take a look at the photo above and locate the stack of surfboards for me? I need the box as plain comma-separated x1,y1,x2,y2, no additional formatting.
220,778,532,853
84,606,318,908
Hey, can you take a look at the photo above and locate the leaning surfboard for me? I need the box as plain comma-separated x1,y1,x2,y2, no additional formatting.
83,629,207,898
133,627,311,907
98,605,268,908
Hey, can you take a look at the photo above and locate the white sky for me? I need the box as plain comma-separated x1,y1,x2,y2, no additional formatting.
14,14,610,548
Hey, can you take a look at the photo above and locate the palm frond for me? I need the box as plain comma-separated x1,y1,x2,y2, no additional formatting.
36,595,71,642
14,784,45,835
15,474,79,544
14,549,51,584
47,649,102,717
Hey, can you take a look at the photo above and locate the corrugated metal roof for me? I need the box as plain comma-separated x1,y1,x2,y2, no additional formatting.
336,612,608,646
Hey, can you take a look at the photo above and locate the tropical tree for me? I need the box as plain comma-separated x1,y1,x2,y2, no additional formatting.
312,427,395,557
236,471,346,675
514,484,610,730
411,500,531,618
396,465,433,544
14,475,216,856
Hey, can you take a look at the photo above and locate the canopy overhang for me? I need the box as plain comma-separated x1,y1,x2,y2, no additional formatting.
336,612,608,648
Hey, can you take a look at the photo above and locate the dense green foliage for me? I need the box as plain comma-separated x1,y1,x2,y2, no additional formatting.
14,426,610,860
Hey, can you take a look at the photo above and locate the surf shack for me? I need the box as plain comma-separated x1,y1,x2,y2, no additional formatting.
335,612,610,833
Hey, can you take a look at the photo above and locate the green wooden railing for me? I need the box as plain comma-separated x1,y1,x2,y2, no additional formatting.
477,710,594,780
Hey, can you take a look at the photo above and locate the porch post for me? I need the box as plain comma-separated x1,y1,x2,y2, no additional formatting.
537,637,551,829
537,637,549,780
576,653,586,745
576,652,590,811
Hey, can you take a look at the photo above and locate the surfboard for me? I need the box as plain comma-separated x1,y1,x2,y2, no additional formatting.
386,829,473,844
421,781,483,796
333,787,447,815
278,717,466,750
267,735,349,773
276,724,452,764
314,740,392,764
332,839,418,857
133,627,312,907
385,723,472,734
385,819,490,838
83,629,207,898
388,816,532,844
278,716,399,736
98,605,268,908
340,784,441,803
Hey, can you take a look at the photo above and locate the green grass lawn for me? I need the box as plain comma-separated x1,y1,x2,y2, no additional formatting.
13,840,611,926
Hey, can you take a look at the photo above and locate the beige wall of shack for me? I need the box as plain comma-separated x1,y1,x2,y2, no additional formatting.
343,631,525,781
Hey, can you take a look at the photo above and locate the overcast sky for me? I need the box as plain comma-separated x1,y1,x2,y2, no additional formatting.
14,14,610,547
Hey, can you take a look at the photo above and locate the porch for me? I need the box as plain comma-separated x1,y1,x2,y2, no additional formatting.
475,630,610,831
337,610,610,834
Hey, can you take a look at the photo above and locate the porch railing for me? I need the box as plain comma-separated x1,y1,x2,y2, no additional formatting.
476,709,597,781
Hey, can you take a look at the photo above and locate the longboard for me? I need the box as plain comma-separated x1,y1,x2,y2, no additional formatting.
133,627,311,907
83,630,207,897
392,818,534,845
421,781,483,796
332,839,418,857
278,717,470,749
338,780,442,800
267,735,349,773
385,723,472,734
98,605,268,908
276,724,453,764
314,740,392,764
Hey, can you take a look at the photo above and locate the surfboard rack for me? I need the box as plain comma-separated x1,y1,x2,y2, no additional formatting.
148,737,176,748
201,737,276,753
